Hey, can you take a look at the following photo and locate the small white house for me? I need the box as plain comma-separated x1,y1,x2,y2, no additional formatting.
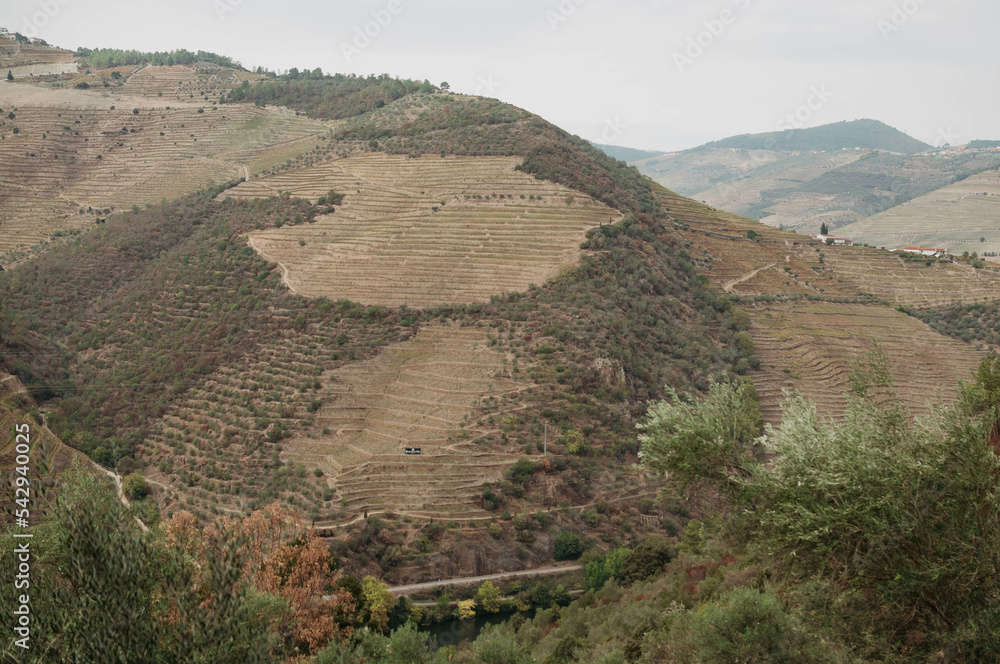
901,246,948,258
813,234,853,246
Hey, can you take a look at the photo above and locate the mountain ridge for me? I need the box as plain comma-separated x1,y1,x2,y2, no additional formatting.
695,118,932,155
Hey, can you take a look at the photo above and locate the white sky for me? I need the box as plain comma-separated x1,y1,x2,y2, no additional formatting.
3,0,996,152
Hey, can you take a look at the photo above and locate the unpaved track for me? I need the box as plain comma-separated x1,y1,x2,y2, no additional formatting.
247,235,297,293
388,564,584,595
93,465,150,534
723,262,778,293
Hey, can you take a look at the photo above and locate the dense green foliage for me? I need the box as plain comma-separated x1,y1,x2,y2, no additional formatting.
225,73,431,119
552,531,583,561
699,119,932,154
0,468,281,663
122,472,149,501
638,379,763,490
76,47,244,70
637,347,1000,659
902,300,1000,346
967,139,1000,149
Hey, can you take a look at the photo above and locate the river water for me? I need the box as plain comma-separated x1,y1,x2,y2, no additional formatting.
421,610,530,648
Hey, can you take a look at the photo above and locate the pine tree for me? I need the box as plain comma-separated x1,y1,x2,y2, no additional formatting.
820,222,828,235
6,70,13,82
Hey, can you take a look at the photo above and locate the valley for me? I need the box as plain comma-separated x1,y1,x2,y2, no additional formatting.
838,166,1000,255
626,120,1000,242
2,32,1000,663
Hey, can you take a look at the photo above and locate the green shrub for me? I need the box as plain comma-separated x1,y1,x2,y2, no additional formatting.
553,530,584,561
121,473,148,501
638,379,763,491
619,534,672,584
665,587,832,664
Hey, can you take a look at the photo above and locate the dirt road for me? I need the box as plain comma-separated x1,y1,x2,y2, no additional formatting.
388,564,583,595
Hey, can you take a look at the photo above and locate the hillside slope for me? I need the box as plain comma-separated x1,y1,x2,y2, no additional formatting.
656,184,997,422
633,120,1000,235
233,154,619,306
0,373,88,526
640,148,1000,233
2,45,998,587
701,119,932,154
838,166,1000,256
0,64,329,265
0,70,738,582
591,142,663,162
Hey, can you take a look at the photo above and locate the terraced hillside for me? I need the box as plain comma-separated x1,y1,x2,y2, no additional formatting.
747,302,981,424
0,36,75,75
0,373,87,526
0,81,332,263
656,186,997,421
838,167,1000,256
284,324,528,523
234,154,619,306
658,186,1000,307
132,319,528,525
635,122,1000,234
116,64,249,102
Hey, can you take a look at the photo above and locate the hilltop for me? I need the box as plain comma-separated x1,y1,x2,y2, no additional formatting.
633,120,1000,234
698,118,932,154
590,142,663,163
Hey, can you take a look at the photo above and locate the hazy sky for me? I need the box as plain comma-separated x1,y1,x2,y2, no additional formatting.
3,0,996,152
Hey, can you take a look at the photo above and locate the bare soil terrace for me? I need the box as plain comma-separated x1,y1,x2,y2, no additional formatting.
233,154,620,307
286,323,529,524
746,302,981,424
0,80,334,263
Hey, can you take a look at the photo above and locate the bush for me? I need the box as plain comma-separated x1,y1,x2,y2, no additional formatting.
584,547,628,591
563,428,586,454
504,458,536,487
471,626,533,664
121,473,148,501
553,530,584,561
744,347,1000,642
619,534,672,584
664,587,832,664
638,379,763,491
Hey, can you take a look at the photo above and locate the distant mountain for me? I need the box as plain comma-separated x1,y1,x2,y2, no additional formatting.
590,142,664,163
698,119,932,155
631,119,999,233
